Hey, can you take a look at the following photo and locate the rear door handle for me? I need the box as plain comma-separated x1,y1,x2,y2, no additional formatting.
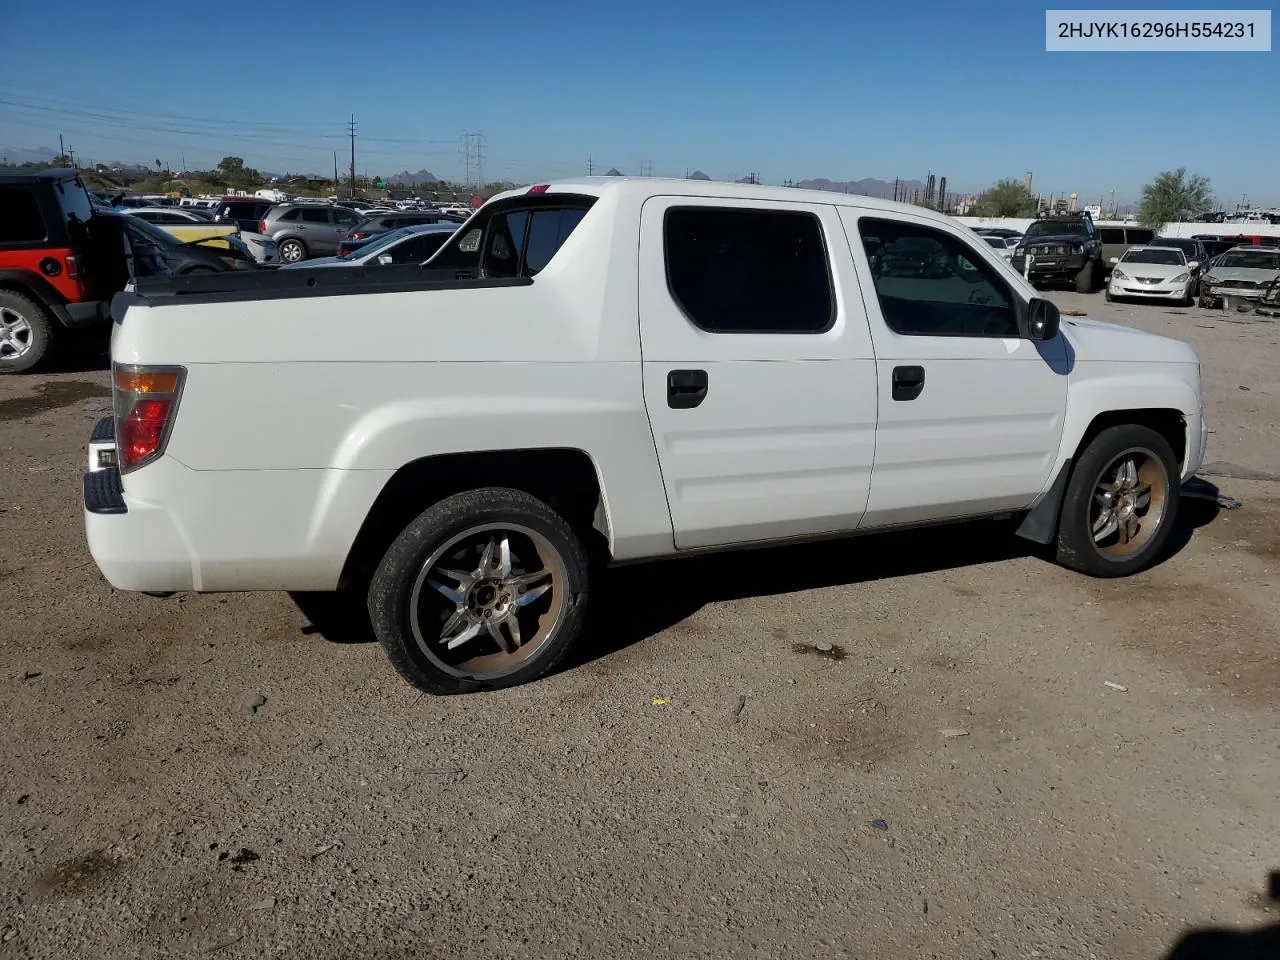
667,369,708,409
892,365,925,401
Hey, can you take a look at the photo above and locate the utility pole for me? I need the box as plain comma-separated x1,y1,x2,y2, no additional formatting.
587,156,594,176
59,134,65,165
68,146,76,169
638,159,653,177
333,151,339,187
348,115,357,198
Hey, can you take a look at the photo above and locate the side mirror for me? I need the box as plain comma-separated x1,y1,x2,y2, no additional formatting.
376,254,392,265
1022,297,1061,342
1188,260,1200,270
1109,256,1119,263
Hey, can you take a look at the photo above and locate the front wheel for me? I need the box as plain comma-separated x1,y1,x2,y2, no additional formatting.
368,487,590,694
1055,425,1180,577
1075,259,1096,294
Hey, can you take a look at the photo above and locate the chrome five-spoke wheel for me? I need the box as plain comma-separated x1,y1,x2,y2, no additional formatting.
369,487,591,694
1089,447,1169,558
410,524,565,681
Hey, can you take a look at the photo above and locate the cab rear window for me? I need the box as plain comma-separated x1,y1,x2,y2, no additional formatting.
428,195,595,278
0,186,47,243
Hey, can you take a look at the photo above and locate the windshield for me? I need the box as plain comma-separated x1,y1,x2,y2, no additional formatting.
353,227,414,256
1153,239,1195,253
1122,248,1185,265
983,236,1005,249
1024,219,1087,238
1216,250,1280,270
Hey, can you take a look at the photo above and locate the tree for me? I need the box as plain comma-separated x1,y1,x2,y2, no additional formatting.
1138,167,1212,230
969,178,1039,217
216,156,262,190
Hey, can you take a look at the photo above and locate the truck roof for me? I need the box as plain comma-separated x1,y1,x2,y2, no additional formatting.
488,176,961,224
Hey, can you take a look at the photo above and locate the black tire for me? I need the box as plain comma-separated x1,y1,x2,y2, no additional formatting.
0,289,56,374
1055,424,1180,578
1104,289,1114,303
278,238,306,263
368,487,590,695
1075,259,1096,294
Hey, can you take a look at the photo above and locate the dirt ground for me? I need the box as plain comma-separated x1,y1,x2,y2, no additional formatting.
1,292,1278,960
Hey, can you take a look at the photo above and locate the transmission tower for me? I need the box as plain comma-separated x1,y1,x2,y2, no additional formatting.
461,131,486,191
638,159,653,177
587,156,594,176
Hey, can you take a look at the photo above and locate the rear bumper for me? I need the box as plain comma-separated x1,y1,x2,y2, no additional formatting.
49,299,110,329
82,421,393,593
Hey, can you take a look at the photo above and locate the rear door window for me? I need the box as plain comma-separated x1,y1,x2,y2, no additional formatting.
0,187,47,242
1126,228,1155,244
664,207,834,333
1100,228,1124,244
301,208,329,224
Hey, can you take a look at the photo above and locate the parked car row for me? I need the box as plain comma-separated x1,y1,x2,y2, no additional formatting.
108,192,473,264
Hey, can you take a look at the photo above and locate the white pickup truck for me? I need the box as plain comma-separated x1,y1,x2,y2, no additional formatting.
84,178,1208,694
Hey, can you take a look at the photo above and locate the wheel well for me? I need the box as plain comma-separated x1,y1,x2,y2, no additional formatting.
1073,408,1187,468
338,448,609,590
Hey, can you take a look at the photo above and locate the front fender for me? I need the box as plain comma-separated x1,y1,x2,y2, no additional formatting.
1055,365,1202,481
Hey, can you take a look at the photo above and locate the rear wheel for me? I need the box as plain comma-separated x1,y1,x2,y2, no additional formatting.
1055,424,1179,577
278,238,306,263
368,487,590,695
0,290,55,374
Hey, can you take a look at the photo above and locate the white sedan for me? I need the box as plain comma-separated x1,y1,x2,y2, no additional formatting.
980,234,1020,260
1106,246,1197,305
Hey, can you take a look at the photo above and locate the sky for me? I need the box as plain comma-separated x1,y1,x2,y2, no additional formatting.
1,0,1276,205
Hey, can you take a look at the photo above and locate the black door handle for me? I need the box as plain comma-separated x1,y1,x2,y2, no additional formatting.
892,365,925,401
667,369,708,409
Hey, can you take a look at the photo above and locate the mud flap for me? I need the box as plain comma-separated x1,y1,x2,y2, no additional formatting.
1015,460,1072,545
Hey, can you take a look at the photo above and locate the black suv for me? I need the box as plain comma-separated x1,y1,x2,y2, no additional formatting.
0,169,131,373
1010,211,1105,292
208,196,276,233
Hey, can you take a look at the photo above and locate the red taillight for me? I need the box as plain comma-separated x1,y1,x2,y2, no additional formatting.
113,364,185,471
64,254,80,278
258,219,267,234
527,184,550,194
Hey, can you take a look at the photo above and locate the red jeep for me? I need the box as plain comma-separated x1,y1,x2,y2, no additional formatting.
0,169,126,373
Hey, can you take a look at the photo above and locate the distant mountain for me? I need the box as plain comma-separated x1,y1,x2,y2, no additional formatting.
796,177,926,199
0,145,57,165
687,170,711,181
386,169,440,184
604,167,624,176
